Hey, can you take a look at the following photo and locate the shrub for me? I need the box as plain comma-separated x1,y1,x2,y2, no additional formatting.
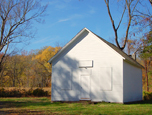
26,88,33,96
9,89,22,97
33,88,49,96
0,88,7,97
0,87,49,97
143,91,152,100
21,89,26,97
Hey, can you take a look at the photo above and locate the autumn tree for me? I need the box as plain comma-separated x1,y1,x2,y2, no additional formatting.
4,54,28,87
0,46,61,87
140,30,152,91
0,0,47,72
32,46,61,87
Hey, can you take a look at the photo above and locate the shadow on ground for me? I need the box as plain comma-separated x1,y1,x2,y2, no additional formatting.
0,99,152,109
0,100,56,109
0,110,44,115
125,100,152,105
0,98,55,114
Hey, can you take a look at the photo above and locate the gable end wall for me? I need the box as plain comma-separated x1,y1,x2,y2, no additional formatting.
51,30,124,102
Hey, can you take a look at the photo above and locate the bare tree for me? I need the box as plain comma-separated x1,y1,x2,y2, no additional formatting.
149,0,152,5
0,0,47,71
104,0,140,50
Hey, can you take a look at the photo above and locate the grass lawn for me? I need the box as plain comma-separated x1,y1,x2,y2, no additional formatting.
0,97,152,115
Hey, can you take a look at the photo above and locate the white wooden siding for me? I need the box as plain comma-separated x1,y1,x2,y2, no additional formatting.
123,61,142,102
54,71,71,90
80,75,91,99
100,67,112,91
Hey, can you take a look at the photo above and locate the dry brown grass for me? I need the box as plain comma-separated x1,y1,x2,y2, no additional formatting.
1,87,50,90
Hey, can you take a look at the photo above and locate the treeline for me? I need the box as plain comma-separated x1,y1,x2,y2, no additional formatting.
0,44,151,92
0,46,61,87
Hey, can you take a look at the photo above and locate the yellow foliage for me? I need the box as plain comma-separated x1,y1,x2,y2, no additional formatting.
32,46,61,73
33,46,61,62
0,46,61,87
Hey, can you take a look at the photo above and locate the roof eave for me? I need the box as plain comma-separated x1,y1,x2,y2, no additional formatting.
124,58,144,69
48,27,88,64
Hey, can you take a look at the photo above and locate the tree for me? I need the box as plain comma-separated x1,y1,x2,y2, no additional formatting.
0,0,47,72
126,39,137,55
0,53,8,86
0,46,61,87
140,30,152,91
149,0,152,5
104,0,141,50
32,46,61,87
5,54,27,87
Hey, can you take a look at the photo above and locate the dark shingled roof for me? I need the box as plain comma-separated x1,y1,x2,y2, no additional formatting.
93,32,144,68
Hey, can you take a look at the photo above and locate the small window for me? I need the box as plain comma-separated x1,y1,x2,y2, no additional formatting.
79,60,93,68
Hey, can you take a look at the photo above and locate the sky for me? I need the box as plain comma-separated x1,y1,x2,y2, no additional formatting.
18,0,151,52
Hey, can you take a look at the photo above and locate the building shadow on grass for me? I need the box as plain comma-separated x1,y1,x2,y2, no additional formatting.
124,100,152,105
0,98,65,109
0,110,44,114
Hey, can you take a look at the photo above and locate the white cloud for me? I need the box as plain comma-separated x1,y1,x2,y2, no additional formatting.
88,6,96,14
58,14,83,23
48,0,72,10
63,0,72,3
48,1,59,5
33,37,50,44
55,4,67,10
71,22,77,27
89,9,96,14
58,18,71,22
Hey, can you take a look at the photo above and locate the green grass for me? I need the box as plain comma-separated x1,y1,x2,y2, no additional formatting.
0,98,152,114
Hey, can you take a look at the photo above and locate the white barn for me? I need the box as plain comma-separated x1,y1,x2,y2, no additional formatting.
48,28,143,103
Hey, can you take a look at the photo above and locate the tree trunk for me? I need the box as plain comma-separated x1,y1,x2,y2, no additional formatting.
13,79,15,87
145,60,149,92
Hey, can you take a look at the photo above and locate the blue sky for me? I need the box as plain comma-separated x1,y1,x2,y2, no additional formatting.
20,0,151,52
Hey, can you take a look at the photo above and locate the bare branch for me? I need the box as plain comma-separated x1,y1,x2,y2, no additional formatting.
0,0,47,72
149,0,152,5
131,0,139,15
0,38,10,68
104,0,121,49
121,0,132,49
104,0,143,50
116,5,126,30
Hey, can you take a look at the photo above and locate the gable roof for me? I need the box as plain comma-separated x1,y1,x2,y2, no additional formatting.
48,28,144,68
